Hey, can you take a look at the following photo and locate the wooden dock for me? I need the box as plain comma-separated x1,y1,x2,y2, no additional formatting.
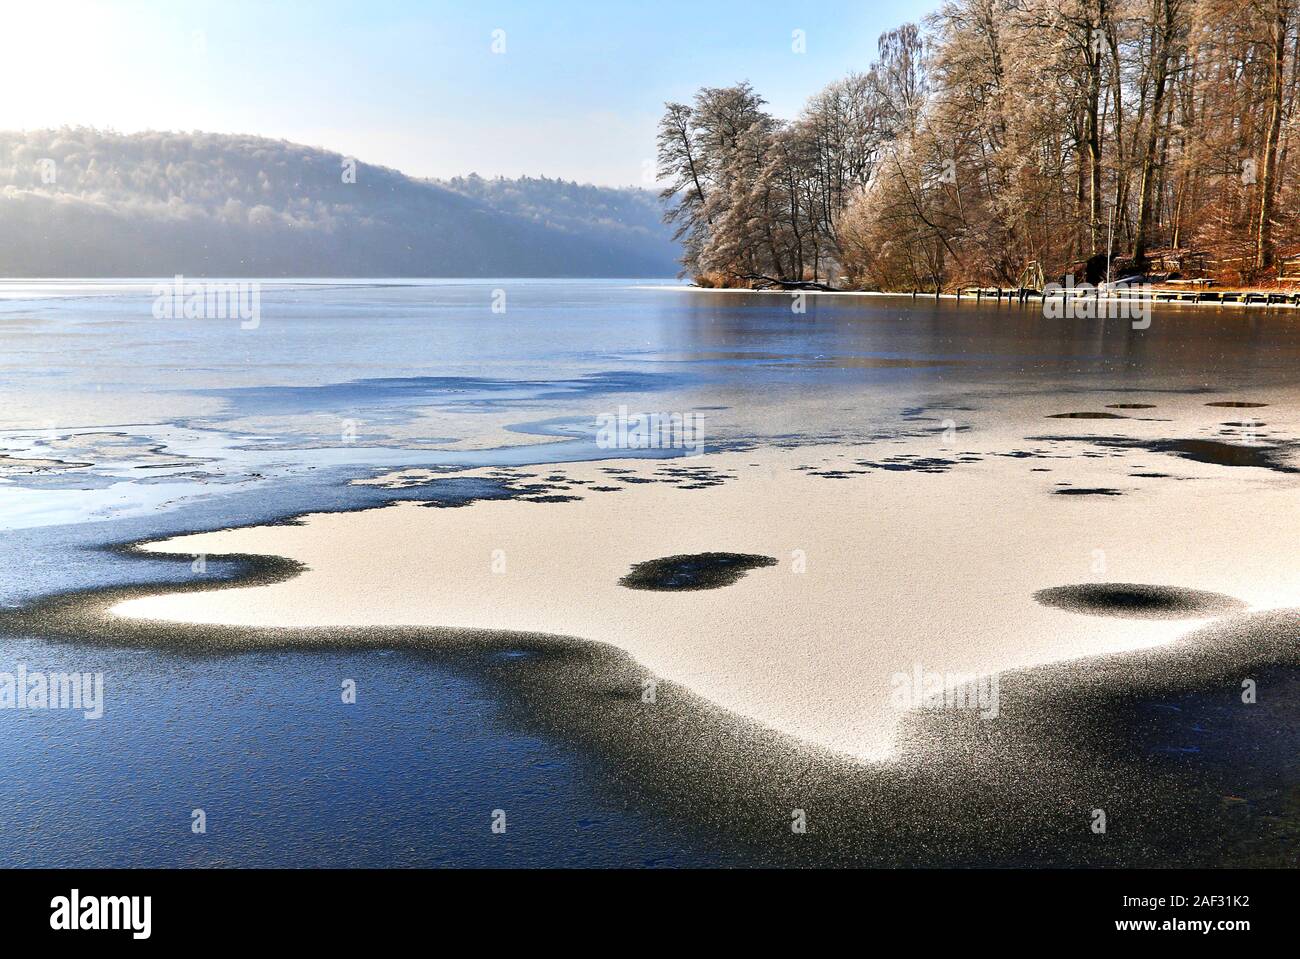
933,286,1300,307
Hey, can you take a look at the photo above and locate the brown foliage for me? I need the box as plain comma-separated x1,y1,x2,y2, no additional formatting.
660,0,1300,291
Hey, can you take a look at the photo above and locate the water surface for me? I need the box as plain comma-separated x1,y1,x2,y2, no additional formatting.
2,279,1297,866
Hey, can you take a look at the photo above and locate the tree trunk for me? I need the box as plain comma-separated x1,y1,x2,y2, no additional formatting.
1134,0,1178,265
1255,1,1290,271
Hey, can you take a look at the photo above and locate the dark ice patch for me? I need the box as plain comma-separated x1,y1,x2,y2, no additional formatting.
1048,412,1129,419
619,553,778,592
1033,584,1248,619
1028,435,1298,473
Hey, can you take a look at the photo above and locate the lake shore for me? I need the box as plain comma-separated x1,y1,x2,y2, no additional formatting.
653,283,1300,309
26,389,1297,761
5,280,1299,866
5,419,1298,863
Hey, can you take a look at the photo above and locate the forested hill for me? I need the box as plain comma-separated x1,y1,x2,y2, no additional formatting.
0,129,679,277
437,173,677,266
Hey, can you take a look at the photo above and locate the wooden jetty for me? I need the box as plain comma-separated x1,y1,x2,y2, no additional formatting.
938,285,1300,307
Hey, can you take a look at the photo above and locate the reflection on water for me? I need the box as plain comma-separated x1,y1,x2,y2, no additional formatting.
3,280,1297,530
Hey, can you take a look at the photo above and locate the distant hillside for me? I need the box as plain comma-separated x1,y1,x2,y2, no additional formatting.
439,174,678,267
0,129,678,277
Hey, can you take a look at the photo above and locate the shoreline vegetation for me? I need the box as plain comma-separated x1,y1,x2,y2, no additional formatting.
657,1,1300,297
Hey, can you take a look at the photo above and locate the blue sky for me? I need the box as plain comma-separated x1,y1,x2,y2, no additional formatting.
1,0,937,186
